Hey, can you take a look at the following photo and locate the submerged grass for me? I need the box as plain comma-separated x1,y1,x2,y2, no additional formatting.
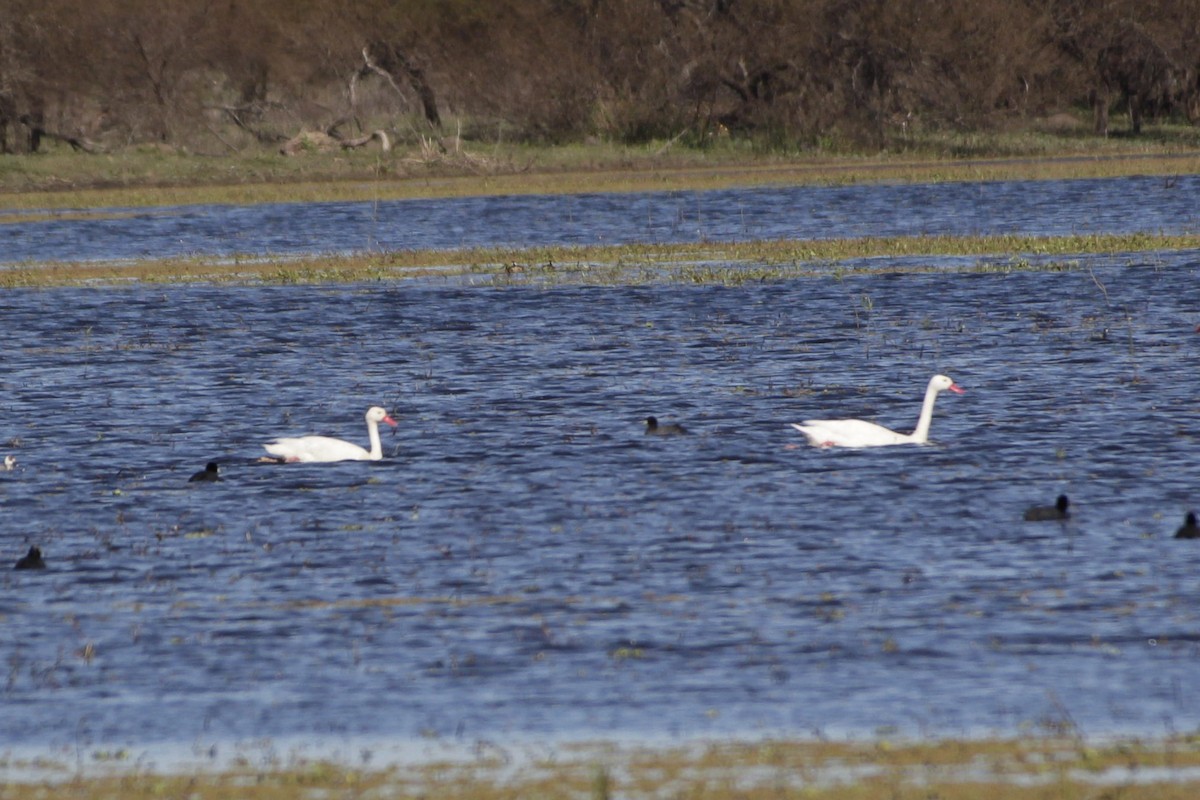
5,736,1200,799
3,133,1197,288
2,231,1195,288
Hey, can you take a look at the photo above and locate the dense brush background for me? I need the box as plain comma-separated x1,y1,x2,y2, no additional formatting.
1,0,1198,154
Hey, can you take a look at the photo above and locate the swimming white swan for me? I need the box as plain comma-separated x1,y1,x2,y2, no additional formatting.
264,406,398,463
791,374,964,448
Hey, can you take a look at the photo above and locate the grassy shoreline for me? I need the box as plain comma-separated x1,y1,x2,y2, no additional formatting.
2,133,1200,212
5,735,1200,798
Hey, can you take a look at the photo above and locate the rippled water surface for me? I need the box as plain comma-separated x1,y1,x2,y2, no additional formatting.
3,175,1200,759
3,258,1200,754
2,173,1199,263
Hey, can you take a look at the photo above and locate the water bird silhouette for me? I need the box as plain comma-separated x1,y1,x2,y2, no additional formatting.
15,546,45,570
644,416,687,436
189,462,221,482
1024,494,1070,521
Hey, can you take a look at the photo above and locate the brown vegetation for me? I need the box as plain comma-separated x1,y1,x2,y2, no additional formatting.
1,1,1197,156
5,736,1200,800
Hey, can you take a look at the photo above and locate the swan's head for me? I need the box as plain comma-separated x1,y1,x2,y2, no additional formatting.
366,406,399,427
931,374,965,394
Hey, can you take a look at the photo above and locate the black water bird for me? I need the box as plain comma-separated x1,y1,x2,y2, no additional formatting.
15,546,45,570
189,462,221,482
644,416,687,436
1023,494,1070,522
1175,511,1200,540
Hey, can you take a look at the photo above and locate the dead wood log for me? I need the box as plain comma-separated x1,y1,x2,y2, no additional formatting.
216,103,289,145
17,115,101,153
280,128,390,156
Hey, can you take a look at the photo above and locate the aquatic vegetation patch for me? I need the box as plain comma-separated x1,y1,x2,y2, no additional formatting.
5,736,1200,799
2,232,1196,288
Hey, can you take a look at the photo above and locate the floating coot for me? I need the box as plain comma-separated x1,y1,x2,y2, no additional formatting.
189,462,221,482
15,545,45,570
645,416,687,436
1023,494,1070,522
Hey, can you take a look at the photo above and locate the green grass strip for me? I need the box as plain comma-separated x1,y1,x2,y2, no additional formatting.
1,232,1194,288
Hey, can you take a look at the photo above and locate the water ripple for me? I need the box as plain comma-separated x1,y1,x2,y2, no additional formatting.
3,181,1200,752
3,175,1199,264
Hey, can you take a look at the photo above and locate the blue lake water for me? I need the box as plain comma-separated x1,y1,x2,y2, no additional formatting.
1,175,1200,764
1,173,1198,264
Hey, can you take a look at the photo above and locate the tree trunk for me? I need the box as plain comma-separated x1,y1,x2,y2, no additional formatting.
1089,88,1109,136
18,112,101,153
361,42,442,130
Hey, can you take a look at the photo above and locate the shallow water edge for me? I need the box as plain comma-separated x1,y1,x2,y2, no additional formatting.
5,732,1200,799
5,173,1200,781
2,231,1199,288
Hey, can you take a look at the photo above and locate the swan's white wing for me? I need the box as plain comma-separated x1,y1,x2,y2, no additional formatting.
791,419,911,448
264,435,371,462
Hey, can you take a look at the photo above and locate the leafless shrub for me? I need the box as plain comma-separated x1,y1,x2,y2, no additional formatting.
0,0,1195,154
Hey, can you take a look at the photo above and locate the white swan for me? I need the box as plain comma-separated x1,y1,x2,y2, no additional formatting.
791,374,964,448
264,406,398,463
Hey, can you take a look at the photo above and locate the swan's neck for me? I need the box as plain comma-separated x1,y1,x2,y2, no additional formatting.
909,381,942,443
366,419,383,459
